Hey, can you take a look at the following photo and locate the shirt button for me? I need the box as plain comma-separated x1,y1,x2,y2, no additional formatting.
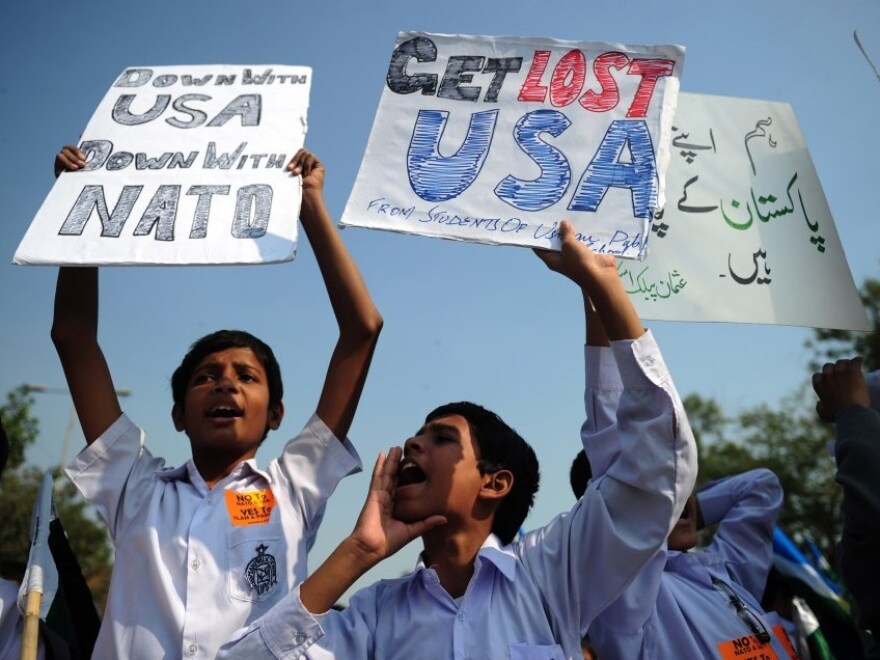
188,642,198,655
458,611,465,621
294,633,307,644
207,493,214,503
191,558,200,570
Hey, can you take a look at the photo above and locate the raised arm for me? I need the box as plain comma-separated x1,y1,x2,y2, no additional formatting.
51,146,122,445
287,150,382,442
813,358,880,635
52,267,122,444
698,469,783,598
812,357,871,423
528,221,697,633
534,221,642,341
580,301,622,478
536,222,639,478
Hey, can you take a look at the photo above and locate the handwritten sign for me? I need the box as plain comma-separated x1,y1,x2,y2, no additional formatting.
14,65,311,266
622,92,869,331
340,32,684,259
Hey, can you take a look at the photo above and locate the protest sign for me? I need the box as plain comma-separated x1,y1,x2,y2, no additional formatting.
624,92,868,330
14,65,310,266
340,32,684,259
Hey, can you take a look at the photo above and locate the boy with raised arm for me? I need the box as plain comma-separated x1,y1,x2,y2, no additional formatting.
218,220,698,659
51,146,382,659
580,286,789,658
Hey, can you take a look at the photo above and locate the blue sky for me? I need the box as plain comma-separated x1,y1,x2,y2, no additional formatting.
2,0,878,597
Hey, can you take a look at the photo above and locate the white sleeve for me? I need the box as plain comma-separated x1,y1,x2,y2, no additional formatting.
582,344,624,478
217,583,325,659
63,414,165,539
217,583,381,660
270,414,362,549
519,330,698,635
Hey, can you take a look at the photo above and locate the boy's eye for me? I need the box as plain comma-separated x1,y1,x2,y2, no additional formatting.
193,373,215,384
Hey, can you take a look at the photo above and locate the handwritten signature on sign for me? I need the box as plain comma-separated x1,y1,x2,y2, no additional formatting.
618,263,687,301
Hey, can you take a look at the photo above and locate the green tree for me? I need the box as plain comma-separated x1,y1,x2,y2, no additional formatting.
0,385,40,471
0,387,112,608
687,273,878,559
681,393,727,453
685,391,841,558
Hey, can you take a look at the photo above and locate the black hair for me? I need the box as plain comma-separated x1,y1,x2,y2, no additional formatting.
171,330,283,412
0,558,26,583
570,449,592,500
425,402,539,545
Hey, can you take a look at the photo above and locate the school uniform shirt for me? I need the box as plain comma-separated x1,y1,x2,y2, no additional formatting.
0,580,22,660
583,344,788,660
217,330,699,659
65,412,361,660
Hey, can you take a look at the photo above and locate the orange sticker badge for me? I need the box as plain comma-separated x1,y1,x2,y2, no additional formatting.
717,635,779,660
225,489,276,526
771,624,798,660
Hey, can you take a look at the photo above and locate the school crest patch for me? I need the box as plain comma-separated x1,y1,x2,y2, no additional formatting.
245,543,278,595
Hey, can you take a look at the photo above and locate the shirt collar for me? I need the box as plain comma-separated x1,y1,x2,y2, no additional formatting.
155,458,272,488
665,548,730,586
477,534,518,581
414,534,518,583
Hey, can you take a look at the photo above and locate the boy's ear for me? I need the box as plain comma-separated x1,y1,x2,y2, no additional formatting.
171,404,186,432
268,402,284,430
480,469,513,501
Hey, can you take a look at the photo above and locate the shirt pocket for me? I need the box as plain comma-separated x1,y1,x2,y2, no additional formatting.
227,523,284,603
508,643,566,659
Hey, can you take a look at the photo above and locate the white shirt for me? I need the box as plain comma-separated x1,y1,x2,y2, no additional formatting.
583,344,788,659
218,330,698,659
65,412,361,660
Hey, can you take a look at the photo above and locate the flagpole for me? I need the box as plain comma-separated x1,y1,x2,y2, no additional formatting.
20,591,42,660
17,472,57,660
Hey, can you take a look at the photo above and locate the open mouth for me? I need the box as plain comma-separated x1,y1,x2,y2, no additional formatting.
396,458,427,487
207,405,243,419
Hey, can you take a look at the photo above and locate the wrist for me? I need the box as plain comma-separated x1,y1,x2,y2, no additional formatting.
341,535,384,571
300,187,324,208
588,289,643,341
299,195,329,229
300,534,377,614
834,401,871,419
